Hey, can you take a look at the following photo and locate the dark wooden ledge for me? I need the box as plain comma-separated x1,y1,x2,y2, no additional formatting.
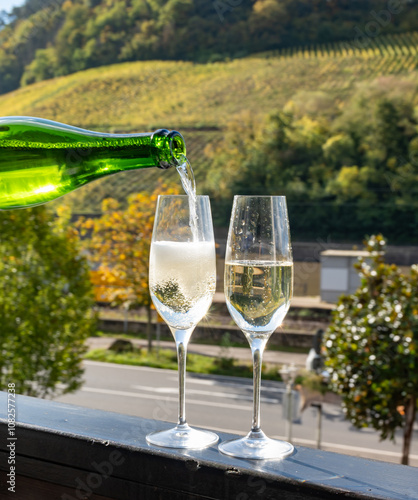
0,392,417,499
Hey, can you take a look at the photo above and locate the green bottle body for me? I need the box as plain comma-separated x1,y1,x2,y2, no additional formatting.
0,117,186,210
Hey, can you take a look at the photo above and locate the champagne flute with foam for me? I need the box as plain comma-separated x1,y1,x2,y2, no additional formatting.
146,195,218,449
218,195,294,459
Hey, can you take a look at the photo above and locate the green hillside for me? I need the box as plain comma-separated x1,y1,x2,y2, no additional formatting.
2,0,417,95
1,32,417,214
2,32,418,131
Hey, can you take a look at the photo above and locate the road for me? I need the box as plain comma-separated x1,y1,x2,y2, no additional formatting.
56,360,418,467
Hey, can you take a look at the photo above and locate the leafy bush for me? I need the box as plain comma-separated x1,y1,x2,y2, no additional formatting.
324,235,418,465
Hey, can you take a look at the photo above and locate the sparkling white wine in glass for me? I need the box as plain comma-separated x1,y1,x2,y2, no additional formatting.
218,195,294,460
225,261,293,335
146,195,218,449
150,241,216,329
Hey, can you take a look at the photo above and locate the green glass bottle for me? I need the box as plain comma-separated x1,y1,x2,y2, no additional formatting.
0,116,186,210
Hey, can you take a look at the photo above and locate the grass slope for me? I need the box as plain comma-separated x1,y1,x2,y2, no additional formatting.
1,33,417,212
85,347,282,381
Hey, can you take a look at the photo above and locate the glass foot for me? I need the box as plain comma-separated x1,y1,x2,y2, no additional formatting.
218,429,294,460
146,423,219,449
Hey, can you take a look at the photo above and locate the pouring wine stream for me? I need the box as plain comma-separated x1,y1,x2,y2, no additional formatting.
176,155,198,240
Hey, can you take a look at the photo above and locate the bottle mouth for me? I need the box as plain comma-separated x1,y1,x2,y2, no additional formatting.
151,129,186,169
168,131,186,165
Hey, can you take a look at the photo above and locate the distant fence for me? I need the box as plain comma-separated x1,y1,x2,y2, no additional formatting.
97,317,315,348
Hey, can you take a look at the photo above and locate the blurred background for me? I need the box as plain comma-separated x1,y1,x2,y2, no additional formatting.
1,0,418,466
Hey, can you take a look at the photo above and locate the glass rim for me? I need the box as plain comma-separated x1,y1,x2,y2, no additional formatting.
157,194,210,199
233,195,286,199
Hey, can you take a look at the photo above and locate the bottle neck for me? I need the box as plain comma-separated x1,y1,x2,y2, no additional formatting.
151,129,186,169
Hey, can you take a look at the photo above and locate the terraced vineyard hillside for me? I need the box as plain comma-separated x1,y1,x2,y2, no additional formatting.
1,32,417,213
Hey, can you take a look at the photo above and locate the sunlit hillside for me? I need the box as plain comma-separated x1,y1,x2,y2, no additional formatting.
1,32,417,213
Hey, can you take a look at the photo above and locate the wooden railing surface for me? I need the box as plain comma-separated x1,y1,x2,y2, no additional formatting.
0,392,417,500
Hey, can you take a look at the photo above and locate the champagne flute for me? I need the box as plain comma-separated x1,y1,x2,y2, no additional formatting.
146,195,219,449
218,195,294,459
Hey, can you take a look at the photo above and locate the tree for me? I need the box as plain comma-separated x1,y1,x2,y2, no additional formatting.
79,182,180,352
204,109,329,225
0,49,20,95
0,205,96,398
324,234,418,465
21,48,58,86
203,79,418,242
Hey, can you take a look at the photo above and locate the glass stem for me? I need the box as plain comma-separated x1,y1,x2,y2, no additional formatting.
250,337,268,433
174,328,193,427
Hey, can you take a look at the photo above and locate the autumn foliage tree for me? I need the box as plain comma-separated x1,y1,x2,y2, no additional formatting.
324,235,418,465
79,183,180,352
